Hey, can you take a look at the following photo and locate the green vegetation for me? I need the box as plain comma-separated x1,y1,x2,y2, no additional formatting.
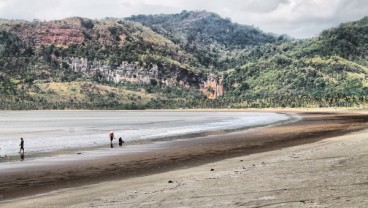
220,17,368,108
1,11,368,109
128,10,285,70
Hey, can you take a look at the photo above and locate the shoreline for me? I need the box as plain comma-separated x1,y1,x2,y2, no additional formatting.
0,111,289,159
1,111,368,204
0,111,295,163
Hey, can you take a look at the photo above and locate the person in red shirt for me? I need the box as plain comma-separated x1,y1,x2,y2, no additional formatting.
109,131,115,143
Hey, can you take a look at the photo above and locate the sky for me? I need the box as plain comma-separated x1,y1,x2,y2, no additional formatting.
0,0,367,38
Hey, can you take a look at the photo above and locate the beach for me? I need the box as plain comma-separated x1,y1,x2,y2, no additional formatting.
1,110,368,207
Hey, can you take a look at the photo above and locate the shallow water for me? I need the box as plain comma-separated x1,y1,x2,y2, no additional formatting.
0,111,290,158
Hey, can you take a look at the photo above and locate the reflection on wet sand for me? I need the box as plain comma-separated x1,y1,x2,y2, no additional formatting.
20,153,25,161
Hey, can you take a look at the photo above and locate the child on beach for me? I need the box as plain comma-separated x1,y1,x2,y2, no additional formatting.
118,137,124,146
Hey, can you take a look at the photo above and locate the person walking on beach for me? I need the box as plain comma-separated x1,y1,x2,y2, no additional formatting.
19,138,24,153
109,131,115,143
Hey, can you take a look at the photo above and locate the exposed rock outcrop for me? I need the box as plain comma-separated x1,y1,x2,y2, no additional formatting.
63,57,223,99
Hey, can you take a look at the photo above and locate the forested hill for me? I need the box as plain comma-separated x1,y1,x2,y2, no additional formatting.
304,16,368,65
0,11,368,110
0,17,213,110
128,10,282,49
222,17,368,108
128,10,286,70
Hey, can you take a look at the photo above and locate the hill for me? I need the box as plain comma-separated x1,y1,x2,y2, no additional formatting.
0,16,224,109
221,17,368,108
0,12,368,109
128,10,285,70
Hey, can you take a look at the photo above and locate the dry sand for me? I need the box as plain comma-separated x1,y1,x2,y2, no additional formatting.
1,111,368,207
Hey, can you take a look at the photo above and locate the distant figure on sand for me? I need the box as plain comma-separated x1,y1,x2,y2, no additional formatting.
118,137,124,146
19,138,24,153
109,131,115,143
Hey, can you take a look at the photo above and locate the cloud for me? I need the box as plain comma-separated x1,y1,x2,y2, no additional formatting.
0,0,367,38
210,0,368,38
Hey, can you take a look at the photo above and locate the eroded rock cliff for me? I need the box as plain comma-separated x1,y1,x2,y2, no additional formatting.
63,57,223,99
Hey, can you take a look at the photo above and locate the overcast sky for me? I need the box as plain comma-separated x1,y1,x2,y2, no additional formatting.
0,0,367,38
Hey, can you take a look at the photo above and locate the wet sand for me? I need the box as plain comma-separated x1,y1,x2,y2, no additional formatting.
1,111,368,207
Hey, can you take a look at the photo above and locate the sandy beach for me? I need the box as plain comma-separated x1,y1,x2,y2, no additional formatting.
1,110,368,207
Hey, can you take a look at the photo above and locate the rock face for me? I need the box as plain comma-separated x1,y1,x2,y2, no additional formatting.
64,57,223,99
200,75,224,99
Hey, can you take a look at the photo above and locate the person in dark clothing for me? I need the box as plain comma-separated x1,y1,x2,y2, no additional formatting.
118,137,124,146
19,138,24,153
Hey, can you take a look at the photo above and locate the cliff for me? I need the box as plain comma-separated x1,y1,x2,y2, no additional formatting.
63,57,223,99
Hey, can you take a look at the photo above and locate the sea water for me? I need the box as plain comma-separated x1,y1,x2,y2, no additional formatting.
0,111,291,157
